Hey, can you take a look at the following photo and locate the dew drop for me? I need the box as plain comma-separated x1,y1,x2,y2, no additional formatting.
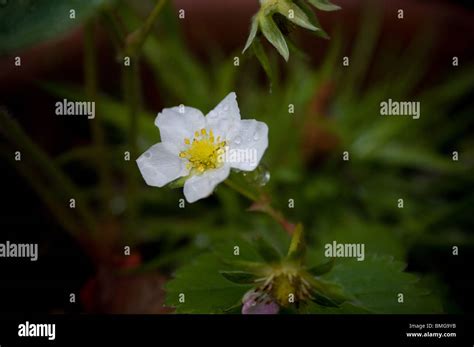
144,151,152,158
253,133,260,141
249,165,271,187
258,170,271,186
234,136,242,145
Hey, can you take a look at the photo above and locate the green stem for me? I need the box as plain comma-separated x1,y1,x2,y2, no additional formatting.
100,9,126,53
1,146,83,236
0,108,97,233
224,178,259,202
84,19,113,217
259,204,295,235
122,55,142,236
224,177,295,235
125,0,168,57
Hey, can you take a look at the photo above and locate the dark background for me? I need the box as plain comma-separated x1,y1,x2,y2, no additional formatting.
0,0,473,314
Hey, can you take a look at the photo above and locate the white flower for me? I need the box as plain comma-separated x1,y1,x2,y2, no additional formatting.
136,92,269,203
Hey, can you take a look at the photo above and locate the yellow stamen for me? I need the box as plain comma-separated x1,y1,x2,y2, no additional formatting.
179,128,226,174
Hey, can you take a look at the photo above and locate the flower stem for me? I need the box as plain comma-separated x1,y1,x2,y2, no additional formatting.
84,19,113,217
1,146,83,236
125,0,168,57
100,9,126,53
224,177,295,235
0,108,98,233
224,177,259,202
250,202,295,235
122,58,142,236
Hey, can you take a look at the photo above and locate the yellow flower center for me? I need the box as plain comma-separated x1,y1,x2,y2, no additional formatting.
179,128,227,173
257,264,313,307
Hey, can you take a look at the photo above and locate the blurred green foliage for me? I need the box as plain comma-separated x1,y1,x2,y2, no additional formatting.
1,0,473,313
0,0,110,55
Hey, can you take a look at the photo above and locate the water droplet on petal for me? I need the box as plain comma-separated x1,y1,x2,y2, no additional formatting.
234,136,242,145
253,133,260,141
144,151,152,158
223,105,229,111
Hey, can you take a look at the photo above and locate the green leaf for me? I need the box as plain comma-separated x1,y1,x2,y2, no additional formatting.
294,0,329,39
370,144,461,173
307,258,335,276
220,259,266,273
278,1,318,31
315,217,406,261
287,223,305,261
219,271,259,284
259,14,289,61
243,16,259,53
310,289,341,307
213,236,264,263
0,0,109,54
255,237,282,263
307,0,341,12
165,254,252,313
252,39,275,85
321,255,443,313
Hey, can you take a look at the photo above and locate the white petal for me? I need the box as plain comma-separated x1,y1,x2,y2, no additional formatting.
136,142,187,187
155,106,205,152
228,119,268,171
205,92,241,139
183,165,231,203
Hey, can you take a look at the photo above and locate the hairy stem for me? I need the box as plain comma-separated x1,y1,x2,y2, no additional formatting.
224,177,295,235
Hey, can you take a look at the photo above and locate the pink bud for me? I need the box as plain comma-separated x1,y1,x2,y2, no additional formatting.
241,290,279,315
